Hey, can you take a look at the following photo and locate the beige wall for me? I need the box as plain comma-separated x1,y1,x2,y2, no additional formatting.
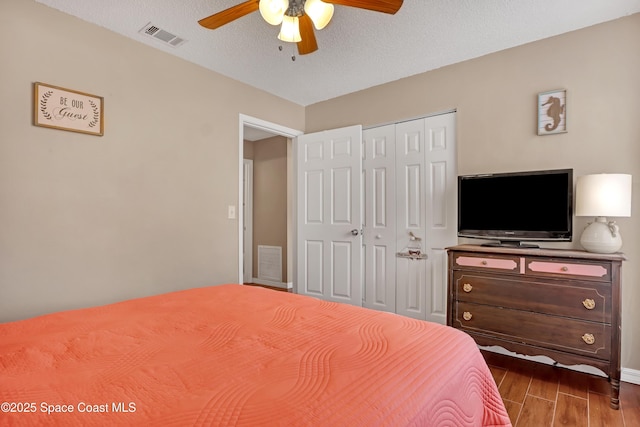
0,0,304,321
306,14,640,371
250,137,288,282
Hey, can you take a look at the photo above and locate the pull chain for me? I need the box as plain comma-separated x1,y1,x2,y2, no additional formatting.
278,44,296,61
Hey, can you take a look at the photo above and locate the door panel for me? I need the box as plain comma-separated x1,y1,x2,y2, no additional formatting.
395,119,427,320
424,114,457,323
429,248,449,317
362,125,396,312
332,167,352,223
395,113,457,323
425,116,457,245
304,240,323,295
332,241,352,298
305,170,323,224
297,125,362,306
405,164,422,228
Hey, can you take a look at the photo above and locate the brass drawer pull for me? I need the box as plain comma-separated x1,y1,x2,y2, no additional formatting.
481,260,488,265
582,298,596,310
463,283,473,293
561,266,569,272
582,333,595,345
463,311,473,321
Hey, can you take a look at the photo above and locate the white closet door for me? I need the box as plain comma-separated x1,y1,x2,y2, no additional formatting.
423,113,457,324
395,113,457,323
395,119,428,320
362,125,396,312
296,125,363,306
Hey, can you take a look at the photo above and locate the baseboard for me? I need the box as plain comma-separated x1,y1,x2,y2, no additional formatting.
480,345,640,385
250,278,292,290
622,367,640,385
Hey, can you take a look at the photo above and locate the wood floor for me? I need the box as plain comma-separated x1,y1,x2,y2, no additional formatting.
482,350,640,426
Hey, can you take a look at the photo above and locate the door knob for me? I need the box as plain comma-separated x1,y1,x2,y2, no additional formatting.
351,229,360,236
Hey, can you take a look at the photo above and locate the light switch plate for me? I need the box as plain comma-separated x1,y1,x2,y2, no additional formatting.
228,205,236,219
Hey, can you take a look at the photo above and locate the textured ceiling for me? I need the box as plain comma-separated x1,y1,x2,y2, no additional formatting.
35,0,640,106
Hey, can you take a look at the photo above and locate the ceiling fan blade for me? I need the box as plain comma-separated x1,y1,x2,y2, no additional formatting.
198,0,260,30
297,15,318,55
324,0,403,14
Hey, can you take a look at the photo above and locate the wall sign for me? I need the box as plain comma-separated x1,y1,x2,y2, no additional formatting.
34,82,104,136
537,89,567,135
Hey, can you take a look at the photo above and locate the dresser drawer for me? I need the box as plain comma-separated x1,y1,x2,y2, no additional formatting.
452,252,521,273
453,302,611,360
525,258,611,282
453,272,611,323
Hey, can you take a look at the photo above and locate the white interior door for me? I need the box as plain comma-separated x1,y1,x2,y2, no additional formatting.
362,125,396,312
296,125,363,306
395,112,457,323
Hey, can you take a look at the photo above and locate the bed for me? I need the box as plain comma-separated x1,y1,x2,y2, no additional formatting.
0,284,511,426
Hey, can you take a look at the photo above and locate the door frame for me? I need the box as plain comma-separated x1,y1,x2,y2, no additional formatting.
237,114,303,284
243,159,253,283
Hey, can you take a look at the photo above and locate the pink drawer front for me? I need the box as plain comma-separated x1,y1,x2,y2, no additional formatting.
527,261,609,280
455,256,519,271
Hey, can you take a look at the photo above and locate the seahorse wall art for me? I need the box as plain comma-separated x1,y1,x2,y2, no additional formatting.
542,95,565,132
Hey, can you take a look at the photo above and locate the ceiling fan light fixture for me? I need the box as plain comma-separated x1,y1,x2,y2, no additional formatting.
277,15,302,42
259,0,289,25
304,0,334,30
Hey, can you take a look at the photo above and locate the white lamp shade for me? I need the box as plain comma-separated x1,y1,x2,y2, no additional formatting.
259,0,289,25
278,15,301,42
575,174,632,217
304,0,334,30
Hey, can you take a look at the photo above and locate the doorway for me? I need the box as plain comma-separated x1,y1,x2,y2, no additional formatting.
237,115,303,288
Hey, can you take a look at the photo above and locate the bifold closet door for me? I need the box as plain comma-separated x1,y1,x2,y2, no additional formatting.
295,114,456,321
362,125,396,312
396,113,457,323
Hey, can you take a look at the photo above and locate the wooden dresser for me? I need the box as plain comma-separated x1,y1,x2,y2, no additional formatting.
446,244,625,409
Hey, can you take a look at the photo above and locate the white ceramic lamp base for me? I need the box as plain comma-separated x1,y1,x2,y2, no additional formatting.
579,217,622,254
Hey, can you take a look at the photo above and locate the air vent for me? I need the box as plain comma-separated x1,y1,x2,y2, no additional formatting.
139,22,186,48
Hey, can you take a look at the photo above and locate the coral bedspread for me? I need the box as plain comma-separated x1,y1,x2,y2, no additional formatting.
0,284,510,426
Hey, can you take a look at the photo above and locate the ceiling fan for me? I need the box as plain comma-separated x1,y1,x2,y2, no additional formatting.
198,0,403,56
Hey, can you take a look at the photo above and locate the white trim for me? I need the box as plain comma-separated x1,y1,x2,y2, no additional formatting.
243,159,253,283
622,367,640,385
238,114,303,284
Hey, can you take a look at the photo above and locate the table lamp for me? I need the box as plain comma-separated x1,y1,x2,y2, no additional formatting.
575,173,632,253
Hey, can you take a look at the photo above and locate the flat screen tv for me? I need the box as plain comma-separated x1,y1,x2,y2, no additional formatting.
457,169,573,247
